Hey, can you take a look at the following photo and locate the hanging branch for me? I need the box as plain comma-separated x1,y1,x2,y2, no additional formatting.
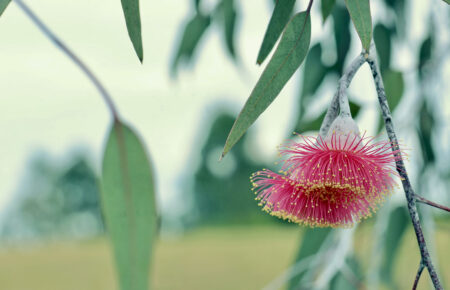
366,49,443,290
319,53,365,137
13,0,120,121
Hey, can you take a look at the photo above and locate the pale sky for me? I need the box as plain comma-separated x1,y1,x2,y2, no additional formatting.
0,0,447,221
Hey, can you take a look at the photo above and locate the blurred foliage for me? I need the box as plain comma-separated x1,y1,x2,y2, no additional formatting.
0,152,104,241
189,112,274,226
380,206,409,288
215,0,238,59
330,255,364,290
171,12,211,76
287,228,332,289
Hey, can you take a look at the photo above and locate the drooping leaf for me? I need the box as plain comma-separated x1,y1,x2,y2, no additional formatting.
194,0,201,12
383,70,404,110
171,13,211,76
120,0,144,62
418,100,435,163
321,0,336,23
418,35,433,80
345,0,372,51
380,206,408,287
384,0,406,36
256,0,296,64
301,43,327,100
223,11,311,158
442,0,450,4
0,0,10,17
287,228,333,290
332,6,352,74
373,23,393,73
101,121,157,290
378,70,404,132
217,0,238,58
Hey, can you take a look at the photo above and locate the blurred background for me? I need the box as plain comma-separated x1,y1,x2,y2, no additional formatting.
0,0,449,289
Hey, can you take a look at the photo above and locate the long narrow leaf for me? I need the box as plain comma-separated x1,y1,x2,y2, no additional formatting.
223,11,311,158
171,13,211,76
121,0,144,62
256,0,296,64
220,0,238,58
345,0,372,51
101,121,157,290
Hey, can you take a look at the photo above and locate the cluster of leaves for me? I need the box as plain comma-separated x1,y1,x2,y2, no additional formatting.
171,0,238,75
1,0,447,289
170,0,446,289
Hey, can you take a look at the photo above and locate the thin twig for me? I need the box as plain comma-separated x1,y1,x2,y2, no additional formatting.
14,0,120,121
366,47,443,289
415,194,450,213
412,260,425,290
319,53,365,137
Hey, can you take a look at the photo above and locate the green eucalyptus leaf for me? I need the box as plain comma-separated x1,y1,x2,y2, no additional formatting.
418,101,435,163
321,0,336,23
0,0,11,17
418,35,433,80
218,0,238,58
301,43,327,100
373,23,392,73
383,70,404,109
256,0,296,64
223,11,311,158
378,70,404,132
171,13,211,76
101,121,157,290
121,0,143,62
345,0,372,51
288,228,333,290
332,6,352,74
330,256,363,290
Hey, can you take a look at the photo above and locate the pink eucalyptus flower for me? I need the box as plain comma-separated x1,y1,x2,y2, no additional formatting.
251,116,402,228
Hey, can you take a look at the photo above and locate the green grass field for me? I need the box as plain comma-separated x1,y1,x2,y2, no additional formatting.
0,225,448,289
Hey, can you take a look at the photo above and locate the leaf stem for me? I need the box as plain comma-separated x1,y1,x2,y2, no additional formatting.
366,47,443,290
414,194,450,213
319,53,365,137
306,0,314,13
13,0,120,121
412,260,425,290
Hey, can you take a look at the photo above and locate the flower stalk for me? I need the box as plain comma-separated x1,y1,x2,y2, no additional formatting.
319,54,365,137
